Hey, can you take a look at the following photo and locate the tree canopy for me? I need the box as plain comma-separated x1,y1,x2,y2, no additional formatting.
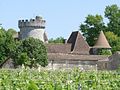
105,31,120,53
0,27,48,68
12,37,48,68
79,4,120,53
105,5,120,36
7,28,17,35
80,14,105,46
0,28,16,63
49,37,65,43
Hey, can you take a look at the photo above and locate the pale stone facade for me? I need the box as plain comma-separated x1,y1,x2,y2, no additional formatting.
47,53,108,70
18,16,48,42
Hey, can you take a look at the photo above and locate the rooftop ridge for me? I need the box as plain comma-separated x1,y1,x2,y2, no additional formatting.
67,31,90,55
72,31,90,54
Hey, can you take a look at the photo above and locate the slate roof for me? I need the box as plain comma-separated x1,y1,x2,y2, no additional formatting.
93,31,111,48
67,31,90,55
46,44,71,53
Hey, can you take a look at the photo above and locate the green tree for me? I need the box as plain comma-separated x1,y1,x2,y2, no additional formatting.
79,4,120,53
17,52,30,66
104,4,120,53
49,37,65,43
105,31,120,53
0,28,6,62
7,28,17,35
80,14,106,46
98,49,112,55
105,4,120,36
13,37,48,68
0,28,16,63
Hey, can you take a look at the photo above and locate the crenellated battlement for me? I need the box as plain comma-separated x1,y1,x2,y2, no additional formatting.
18,16,46,29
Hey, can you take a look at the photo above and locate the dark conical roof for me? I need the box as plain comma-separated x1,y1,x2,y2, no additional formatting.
67,31,90,55
93,31,111,48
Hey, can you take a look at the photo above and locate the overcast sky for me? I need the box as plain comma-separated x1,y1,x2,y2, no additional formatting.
0,0,120,39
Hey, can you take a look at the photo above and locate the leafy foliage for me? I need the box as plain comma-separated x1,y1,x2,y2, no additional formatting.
105,4,120,36
49,37,65,43
0,68,120,90
0,28,6,61
0,27,48,68
7,28,17,35
79,4,120,53
0,28,16,63
80,14,106,46
12,37,48,68
98,49,112,55
105,31,120,53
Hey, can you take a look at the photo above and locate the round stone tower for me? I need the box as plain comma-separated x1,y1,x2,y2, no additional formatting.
18,16,48,43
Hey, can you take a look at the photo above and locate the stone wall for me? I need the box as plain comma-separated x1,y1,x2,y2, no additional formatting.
19,27,45,41
97,60,109,70
46,60,98,70
107,52,120,70
97,51,120,70
1,59,14,68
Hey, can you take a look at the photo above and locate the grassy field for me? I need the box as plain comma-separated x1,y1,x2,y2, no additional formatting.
0,68,120,90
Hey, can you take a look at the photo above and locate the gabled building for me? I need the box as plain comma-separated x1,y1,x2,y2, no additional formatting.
46,31,111,70
67,31,90,55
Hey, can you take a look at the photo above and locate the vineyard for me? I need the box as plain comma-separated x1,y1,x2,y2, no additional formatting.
0,68,120,90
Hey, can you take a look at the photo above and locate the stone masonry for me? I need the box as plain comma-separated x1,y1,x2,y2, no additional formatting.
18,16,48,42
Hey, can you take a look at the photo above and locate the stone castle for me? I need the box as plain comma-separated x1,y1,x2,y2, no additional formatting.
18,16,48,43
1,16,120,70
